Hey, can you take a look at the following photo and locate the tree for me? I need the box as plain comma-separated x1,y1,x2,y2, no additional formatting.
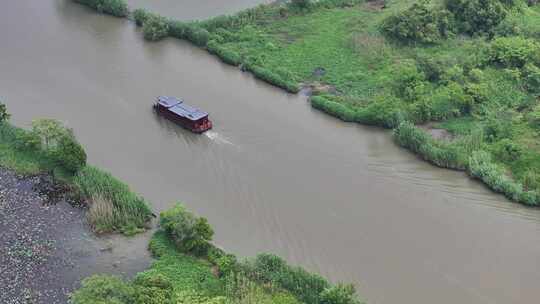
380,0,453,44
54,134,87,174
320,284,361,304
444,0,507,34
0,102,10,125
143,15,170,41
160,204,214,255
30,118,70,149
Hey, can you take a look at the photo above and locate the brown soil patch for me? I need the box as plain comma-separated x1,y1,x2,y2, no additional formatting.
419,123,454,141
362,0,387,11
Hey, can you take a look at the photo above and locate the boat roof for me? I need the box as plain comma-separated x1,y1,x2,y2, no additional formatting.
168,102,208,121
157,96,183,108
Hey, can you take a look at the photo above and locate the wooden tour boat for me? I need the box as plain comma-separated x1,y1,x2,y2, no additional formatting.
153,96,212,133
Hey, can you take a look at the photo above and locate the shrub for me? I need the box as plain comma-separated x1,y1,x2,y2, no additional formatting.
143,15,170,41
380,0,453,44
166,21,210,46
527,106,540,129
311,96,356,122
320,284,361,304
492,138,522,162
489,36,540,68
430,82,472,120
207,244,226,264
216,254,238,277
391,60,427,101
483,114,513,141
133,8,152,26
0,102,10,125
206,40,242,66
73,0,128,17
70,275,135,304
30,118,70,150
355,95,407,128
53,134,87,174
523,63,540,94
290,0,313,9
444,0,507,34
523,169,540,191
13,130,41,151
245,65,300,93
242,253,331,304
133,273,174,304
186,26,211,47
160,204,214,256
168,21,190,38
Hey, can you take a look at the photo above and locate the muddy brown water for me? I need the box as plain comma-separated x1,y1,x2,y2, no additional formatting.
2,1,540,303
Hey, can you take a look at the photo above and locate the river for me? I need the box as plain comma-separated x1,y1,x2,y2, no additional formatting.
1,1,540,304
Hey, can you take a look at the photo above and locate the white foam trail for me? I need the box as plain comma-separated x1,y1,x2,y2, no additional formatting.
205,131,234,146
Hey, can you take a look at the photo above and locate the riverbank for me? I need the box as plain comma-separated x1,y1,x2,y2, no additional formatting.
0,121,154,235
71,205,364,304
76,0,540,206
0,107,363,303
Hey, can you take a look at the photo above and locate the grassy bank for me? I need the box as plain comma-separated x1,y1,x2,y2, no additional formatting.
71,204,363,304
0,113,153,235
85,0,540,206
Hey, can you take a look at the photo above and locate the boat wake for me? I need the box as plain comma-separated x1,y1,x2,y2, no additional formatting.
205,131,234,146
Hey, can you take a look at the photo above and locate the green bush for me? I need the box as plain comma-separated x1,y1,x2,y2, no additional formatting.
430,82,472,120
133,273,174,304
143,15,170,41
168,20,190,38
483,114,513,141
355,95,407,128
242,253,331,304
73,0,128,17
245,65,300,93
13,129,41,151
311,96,356,122
206,40,242,66
492,138,522,162
380,0,454,44
320,284,361,304
391,60,427,101
53,134,87,174
187,26,211,47
160,204,214,256
527,106,540,129
70,275,135,304
290,0,313,9
489,36,540,68
216,254,238,277
444,0,507,34
523,63,540,94
133,8,152,26
166,21,210,46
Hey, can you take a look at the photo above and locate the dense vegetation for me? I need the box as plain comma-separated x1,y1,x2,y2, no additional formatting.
0,104,153,234
97,0,540,206
71,205,363,304
73,0,128,17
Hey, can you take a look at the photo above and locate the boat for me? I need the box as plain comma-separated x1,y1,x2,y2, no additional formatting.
153,96,212,133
